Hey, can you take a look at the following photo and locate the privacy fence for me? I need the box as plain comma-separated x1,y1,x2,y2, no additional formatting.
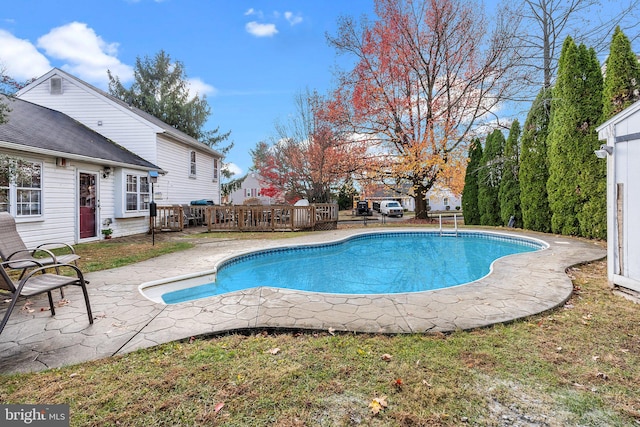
150,204,339,233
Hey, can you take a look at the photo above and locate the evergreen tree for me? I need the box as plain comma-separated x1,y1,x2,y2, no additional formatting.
602,26,640,120
108,50,232,155
547,37,604,237
461,138,482,225
477,129,504,226
498,120,521,227
520,88,552,232
576,45,606,239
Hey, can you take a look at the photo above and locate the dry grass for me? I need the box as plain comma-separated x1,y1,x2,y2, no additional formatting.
1,252,639,426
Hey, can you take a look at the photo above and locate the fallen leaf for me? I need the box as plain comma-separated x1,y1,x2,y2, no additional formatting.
328,327,335,336
188,336,196,344
422,379,432,387
381,353,393,362
69,373,79,378
369,396,388,415
596,372,609,380
214,402,224,414
267,348,280,355
394,378,403,390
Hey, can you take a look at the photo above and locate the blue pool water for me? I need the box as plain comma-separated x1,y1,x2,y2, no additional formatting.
161,232,545,304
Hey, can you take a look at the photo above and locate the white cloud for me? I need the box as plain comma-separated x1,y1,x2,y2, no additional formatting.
187,77,217,98
37,22,133,87
222,162,242,177
284,12,303,26
0,29,51,81
245,21,278,37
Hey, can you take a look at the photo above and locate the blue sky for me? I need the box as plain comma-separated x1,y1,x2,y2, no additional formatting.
0,1,376,178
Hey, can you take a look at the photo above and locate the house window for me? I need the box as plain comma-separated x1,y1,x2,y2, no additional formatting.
213,158,219,182
251,188,257,198
443,197,449,206
0,160,42,217
125,174,150,211
189,151,196,176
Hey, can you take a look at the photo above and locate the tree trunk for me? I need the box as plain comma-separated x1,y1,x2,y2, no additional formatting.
414,183,430,219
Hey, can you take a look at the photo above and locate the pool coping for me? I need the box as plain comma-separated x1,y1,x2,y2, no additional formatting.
139,229,550,304
0,228,606,374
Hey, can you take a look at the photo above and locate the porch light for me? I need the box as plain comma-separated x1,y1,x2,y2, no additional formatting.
594,144,613,158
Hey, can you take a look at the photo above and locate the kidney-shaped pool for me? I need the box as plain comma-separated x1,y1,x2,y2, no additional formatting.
140,231,547,305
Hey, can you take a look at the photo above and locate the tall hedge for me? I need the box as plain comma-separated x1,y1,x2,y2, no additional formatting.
478,129,504,226
520,88,552,232
461,138,482,225
547,37,604,238
602,26,640,120
499,120,521,227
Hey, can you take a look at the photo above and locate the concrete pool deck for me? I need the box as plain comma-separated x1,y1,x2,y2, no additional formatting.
0,227,605,374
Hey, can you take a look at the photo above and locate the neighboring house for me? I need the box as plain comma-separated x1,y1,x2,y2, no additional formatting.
597,101,640,294
16,68,223,235
0,95,160,246
364,183,461,212
225,173,274,205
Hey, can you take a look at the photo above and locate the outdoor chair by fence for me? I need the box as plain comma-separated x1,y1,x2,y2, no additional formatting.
0,212,80,279
0,260,93,336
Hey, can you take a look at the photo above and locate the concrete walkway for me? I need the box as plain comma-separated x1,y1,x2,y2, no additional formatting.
0,228,605,374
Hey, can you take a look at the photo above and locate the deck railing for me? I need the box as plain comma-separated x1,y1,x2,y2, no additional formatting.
150,203,338,232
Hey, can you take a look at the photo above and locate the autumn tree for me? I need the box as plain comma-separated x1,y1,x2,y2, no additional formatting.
498,120,521,227
519,88,551,232
252,89,366,203
461,138,482,225
108,50,232,156
547,37,604,237
602,26,640,120
477,129,504,226
327,0,523,219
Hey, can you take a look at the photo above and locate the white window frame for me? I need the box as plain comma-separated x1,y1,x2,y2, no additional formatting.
213,158,219,182
125,173,150,212
189,151,197,177
0,160,43,218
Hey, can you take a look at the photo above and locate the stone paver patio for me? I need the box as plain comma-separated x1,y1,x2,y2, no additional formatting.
0,228,605,374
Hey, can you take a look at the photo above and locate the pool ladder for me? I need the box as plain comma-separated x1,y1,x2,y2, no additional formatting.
439,214,458,237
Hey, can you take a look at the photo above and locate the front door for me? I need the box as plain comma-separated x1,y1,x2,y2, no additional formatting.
79,172,97,239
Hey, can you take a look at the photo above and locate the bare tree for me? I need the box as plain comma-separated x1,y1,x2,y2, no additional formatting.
514,0,640,91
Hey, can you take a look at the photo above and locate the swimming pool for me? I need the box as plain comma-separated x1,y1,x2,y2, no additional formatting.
144,231,547,305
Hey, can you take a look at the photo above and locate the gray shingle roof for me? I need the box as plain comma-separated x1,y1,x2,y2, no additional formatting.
0,95,159,169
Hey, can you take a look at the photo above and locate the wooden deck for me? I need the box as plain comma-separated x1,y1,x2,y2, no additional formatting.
150,204,338,232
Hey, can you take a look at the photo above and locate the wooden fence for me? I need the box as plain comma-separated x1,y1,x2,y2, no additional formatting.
150,204,338,232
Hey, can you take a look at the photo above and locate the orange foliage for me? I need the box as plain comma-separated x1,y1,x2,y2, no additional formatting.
328,0,520,217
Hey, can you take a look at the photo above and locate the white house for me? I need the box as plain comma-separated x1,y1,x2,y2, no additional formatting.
15,68,223,239
0,96,159,246
597,101,640,293
366,183,461,212
226,173,275,205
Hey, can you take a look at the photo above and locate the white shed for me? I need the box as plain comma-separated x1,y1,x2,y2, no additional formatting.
597,101,640,293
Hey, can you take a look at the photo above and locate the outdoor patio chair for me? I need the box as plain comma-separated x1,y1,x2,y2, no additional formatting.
0,260,93,336
181,204,198,227
0,212,80,279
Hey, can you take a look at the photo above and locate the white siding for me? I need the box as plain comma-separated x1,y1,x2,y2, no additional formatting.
228,173,272,205
598,104,640,292
17,75,159,163
156,136,220,204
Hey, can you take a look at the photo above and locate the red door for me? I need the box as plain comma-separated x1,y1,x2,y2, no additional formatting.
79,173,97,239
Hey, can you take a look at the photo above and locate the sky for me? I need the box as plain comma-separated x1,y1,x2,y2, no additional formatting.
0,0,377,179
